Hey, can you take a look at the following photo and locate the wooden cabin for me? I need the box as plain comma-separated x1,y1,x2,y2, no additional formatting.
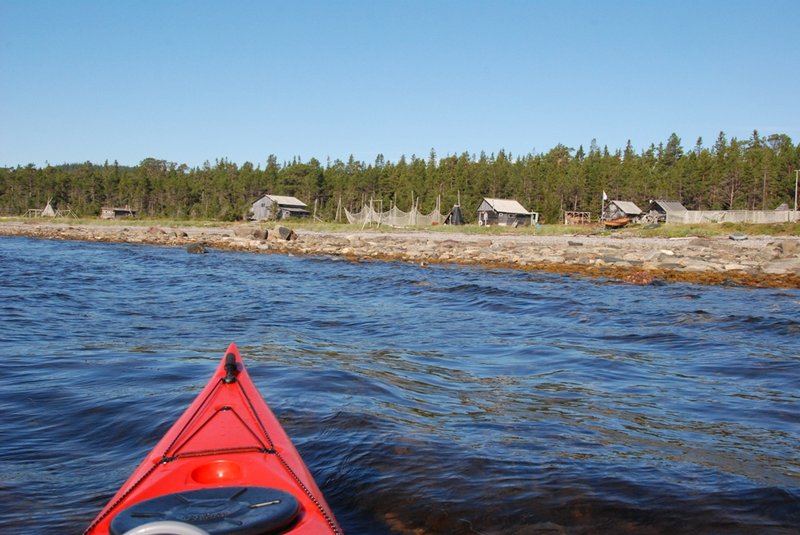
644,200,688,223
477,198,539,226
603,200,642,223
100,206,137,219
250,195,310,221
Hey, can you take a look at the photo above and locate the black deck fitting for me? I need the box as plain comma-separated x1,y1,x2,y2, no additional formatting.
223,353,239,384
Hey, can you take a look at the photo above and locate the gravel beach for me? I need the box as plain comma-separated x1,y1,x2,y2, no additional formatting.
2,221,799,288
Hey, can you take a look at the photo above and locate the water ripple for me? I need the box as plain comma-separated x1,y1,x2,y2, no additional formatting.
0,236,798,534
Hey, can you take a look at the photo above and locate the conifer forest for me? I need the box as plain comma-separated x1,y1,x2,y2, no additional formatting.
2,131,798,223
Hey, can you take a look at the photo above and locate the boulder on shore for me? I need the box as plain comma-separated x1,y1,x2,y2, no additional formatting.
233,226,268,240
271,226,297,241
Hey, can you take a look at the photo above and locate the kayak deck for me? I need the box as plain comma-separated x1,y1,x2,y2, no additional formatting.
85,344,341,535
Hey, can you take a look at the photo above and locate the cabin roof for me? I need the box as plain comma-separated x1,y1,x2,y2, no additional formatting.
256,194,308,208
609,200,643,215
480,198,531,215
649,200,687,213
102,206,136,213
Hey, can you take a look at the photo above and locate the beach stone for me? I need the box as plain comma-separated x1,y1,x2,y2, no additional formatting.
234,227,267,240
643,250,662,262
186,243,207,254
657,252,679,264
270,226,297,241
599,255,625,264
722,263,749,271
683,259,721,272
147,226,166,235
774,240,800,258
762,258,800,274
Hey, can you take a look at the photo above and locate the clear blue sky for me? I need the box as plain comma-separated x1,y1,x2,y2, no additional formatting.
1,0,798,168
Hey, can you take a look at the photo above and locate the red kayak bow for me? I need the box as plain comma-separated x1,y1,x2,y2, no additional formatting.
85,343,342,535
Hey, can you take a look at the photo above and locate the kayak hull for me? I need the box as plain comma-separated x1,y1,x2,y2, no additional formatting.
85,343,341,535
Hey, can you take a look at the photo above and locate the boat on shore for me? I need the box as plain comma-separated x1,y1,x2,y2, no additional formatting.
603,217,631,229
84,343,342,535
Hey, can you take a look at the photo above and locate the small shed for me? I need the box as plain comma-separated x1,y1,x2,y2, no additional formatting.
564,211,591,225
250,195,310,221
603,200,642,222
644,200,687,223
477,198,538,226
100,206,137,219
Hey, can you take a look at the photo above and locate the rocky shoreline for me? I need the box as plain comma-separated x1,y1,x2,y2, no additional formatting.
2,221,799,288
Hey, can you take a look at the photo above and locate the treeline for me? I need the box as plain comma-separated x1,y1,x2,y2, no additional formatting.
1,131,798,223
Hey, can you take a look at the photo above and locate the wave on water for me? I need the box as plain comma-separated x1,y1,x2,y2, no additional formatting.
0,237,798,534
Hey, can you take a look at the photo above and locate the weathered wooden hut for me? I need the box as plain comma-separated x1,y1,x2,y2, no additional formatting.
644,200,688,223
250,195,310,221
603,200,643,223
100,206,137,219
477,198,538,226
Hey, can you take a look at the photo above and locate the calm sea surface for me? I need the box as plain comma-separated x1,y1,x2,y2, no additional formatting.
0,236,798,534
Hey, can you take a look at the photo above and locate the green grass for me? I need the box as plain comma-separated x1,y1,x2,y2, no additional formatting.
633,221,800,238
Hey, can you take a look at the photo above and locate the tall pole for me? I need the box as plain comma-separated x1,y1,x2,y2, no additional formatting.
600,191,607,224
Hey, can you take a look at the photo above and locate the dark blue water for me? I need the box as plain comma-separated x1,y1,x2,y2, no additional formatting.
1,236,798,534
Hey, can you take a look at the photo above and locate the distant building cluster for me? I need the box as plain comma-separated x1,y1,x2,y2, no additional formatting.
30,190,790,227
